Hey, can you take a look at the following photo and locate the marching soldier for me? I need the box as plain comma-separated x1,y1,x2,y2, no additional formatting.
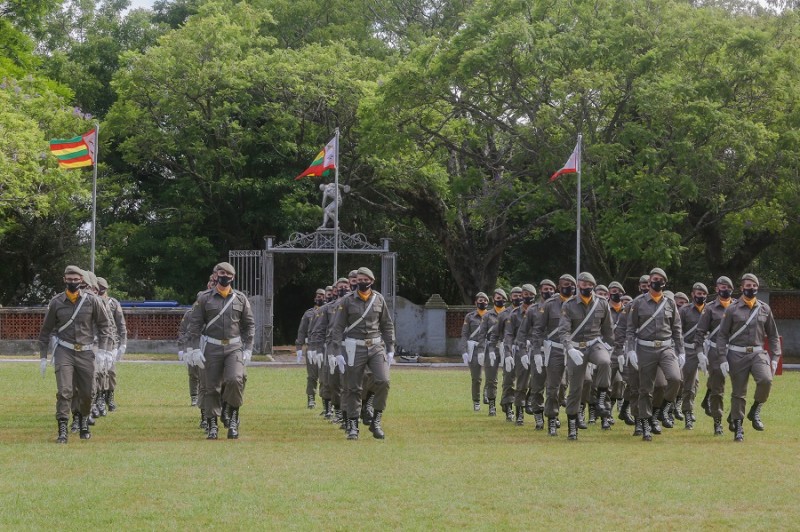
625,267,684,441
461,292,490,411
695,276,735,435
331,267,395,440
185,262,255,440
716,273,781,442
97,277,126,412
558,272,614,440
297,289,326,409
502,284,536,425
38,265,113,443
498,286,524,422
678,282,708,429
475,289,509,417
606,281,627,424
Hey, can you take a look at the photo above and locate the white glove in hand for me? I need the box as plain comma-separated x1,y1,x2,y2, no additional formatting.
387,351,395,365
111,348,119,361
771,359,779,375
534,353,543,374
196,351,206,370
335,355,346,373
585,363,595,379
720,360,729,378
627,350,639,370
617,355,625,370
462,353,469,365
478,352,485,367
118,344,126,360
296,349,303,364
698,353,708,374
504,356,514,373
568,348,584,366
328,355,336,374
242,349,253,364
489,351,496,367
521,354,530,370
40,358,47,378
178,350,185,361
678,352,686,369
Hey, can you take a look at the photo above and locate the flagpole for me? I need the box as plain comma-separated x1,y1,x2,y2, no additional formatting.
333,128,340,284
90,123,99,272
575,134,582,279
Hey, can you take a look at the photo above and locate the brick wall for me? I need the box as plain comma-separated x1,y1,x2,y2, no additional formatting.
768,292,800,319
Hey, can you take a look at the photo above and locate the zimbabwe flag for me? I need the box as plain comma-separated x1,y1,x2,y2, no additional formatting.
49,129,97,169
295,136,337,180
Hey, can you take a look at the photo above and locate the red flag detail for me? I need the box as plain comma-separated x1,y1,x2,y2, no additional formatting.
550,139,580,182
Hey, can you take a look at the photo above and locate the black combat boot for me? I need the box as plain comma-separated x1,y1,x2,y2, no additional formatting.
504,403,514,422
307,394,316,409
733,419,744,442
206,416,218,439
577,404,588,430
588,403,597,424
79,413,91,440
525,397,534,415
596,390,610,417
227,407,239,439
650,416,662,435
322,399,331,419
601,415,611,430
91,402,100,419
361,394,374,425
340,410,348,430
619,400,635,426
87,412,96,426
701,389,711,417
200,409,208,431
673,399,683,421
96,391,107,417
71,412,80,433
633,418,643,437
473,402,480,412
190,394,198,407
641,418,652,441
483,389,488,405
685,412,694,430
660,402,674,428
727,413,735,433
106,390,117,412
548,417,558,437
221,403,231,428
488,400,497,417
346,418,359,440
747,402,765,431
713,417,723,436
370,410,385,439
515,406,524,426
534,412,544,430
332,408,343,425
56,419,68,444
567,415,578,441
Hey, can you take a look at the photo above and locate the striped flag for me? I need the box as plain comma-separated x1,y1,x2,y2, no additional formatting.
49,129,97,169
550,137,581,182
295,136,337,180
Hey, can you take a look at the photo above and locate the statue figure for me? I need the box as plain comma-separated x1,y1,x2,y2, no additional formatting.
319,182,350,229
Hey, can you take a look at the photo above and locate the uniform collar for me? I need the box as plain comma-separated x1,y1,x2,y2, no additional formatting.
216,285,232,298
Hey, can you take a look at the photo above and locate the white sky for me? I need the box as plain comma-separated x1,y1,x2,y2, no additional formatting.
128,0,156,9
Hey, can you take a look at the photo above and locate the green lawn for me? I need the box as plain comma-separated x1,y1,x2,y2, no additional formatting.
1,362,798,530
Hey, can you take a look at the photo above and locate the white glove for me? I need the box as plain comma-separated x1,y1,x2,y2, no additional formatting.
602,341,613,351
489,351,496,367
677,352,686,369
568,348,584,366
521,354,530,370
771,359,779,375
40,358,47,378
585,362,595,379
328,355,336,374
242,349,252,364
617,355,625,370
195,350,206,370
118,344,126,360
504,355,514,373
720,360,729,378
111,348,119,361
387,351,395,365
335,354,345,373
462,353,469,365
534,353,543,374
698,352,708,374
627,350,639,370
178,350,185,361
478,351,485,367
296,349,303,363
316,352,323,368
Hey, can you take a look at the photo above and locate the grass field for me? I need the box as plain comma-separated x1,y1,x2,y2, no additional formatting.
2,362,799,530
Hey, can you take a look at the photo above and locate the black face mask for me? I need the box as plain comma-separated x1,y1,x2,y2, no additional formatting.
217,276,232,287
494,300,505,308
350,283,358,292
337,287,348,297
610,293,622,303
579,287,593,297
66,282,81,292
357,282,372,292
560,286,574,297
477,302,488,310
511,298,521,307
742,288,758,298
650,281,664,292
719,289,732,299
523,296,534,305
694,296,706,305
541,291,553,300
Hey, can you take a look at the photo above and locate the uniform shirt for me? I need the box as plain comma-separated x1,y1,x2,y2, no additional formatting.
695,298,734,364
558,294,614,350
295,306,318,349
625,292,684,354
177,308,193,351
308,299,340,354
38,289,113,357
613,300,636,355
460,309,484,353
330,290,395,353
100,297,118,346
531,295,570,354
476,306,508,354
108,297,127,348
678,303,704,347
716,297,781,360
502,305,529,350
514,301,541,351
186,288,255,351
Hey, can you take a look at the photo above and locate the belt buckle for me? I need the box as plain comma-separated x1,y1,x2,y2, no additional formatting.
746,347,753,353
365,338,374,347
578,341,587,348
654,341,663,347
74,343,83,351
221,339,230,346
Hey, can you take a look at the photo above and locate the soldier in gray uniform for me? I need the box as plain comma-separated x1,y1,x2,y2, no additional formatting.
716,273,781,442
695,276,735,435
330,267,395,440
185,262,255,440
606,281,627,424
678,282,708,429
532,274,576,436
505,284,536,425
97,277,126,412
558,272,614,440
461,292,490,411
38,265,113,443
625,267,684,441
475,289,509,417
498,286,525,422
297,289,326,409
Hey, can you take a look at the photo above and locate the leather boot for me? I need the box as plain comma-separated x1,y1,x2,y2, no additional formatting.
322,399,331,419
91,402,100,419
221,403,231,429
733,418,744,442
370,410,385,439
79,413,91,440
206,416,218,439
106,390,117,412
361,394,374,425
713,416,723,436
601,415,611,430
747,402,765,431
227,407,239,439
96,391,107,417
87,412,96,426
685,411,694,430
190,394,198,407
515,406,524,426
340,410,348,430
71,412,80,433
596,390,610,417
577,404,588,429
619,400,635,426
488,400,497,417
504,403,514,422
525,397,534,415
641,417,652,441
346,418,359,440
534,412,544,430
473,402,480,412
701,389,711,417
567,415,578,440
650,416,662,435
483,389,488,405
332,409,343,425
661,402,674,428
588,403,597,424
547,417,558,437
633,418,643,437
56,419,68,444
200,409,208,431
307,394,316,409
673,399,683,420
727,413,735,433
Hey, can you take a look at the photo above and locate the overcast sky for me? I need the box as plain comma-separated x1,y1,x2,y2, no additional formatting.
128,0,155,9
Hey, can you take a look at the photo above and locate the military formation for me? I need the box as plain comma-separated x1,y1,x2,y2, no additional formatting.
459,269,781,442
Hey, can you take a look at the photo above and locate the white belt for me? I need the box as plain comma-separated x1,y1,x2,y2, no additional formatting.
544,340,564,350
683,342,695,349
346,337,383,347
708,341,717,348
728,345,764,354
57,339,95,352
637,338,673,348
572,337,601,349
205,336,242,346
